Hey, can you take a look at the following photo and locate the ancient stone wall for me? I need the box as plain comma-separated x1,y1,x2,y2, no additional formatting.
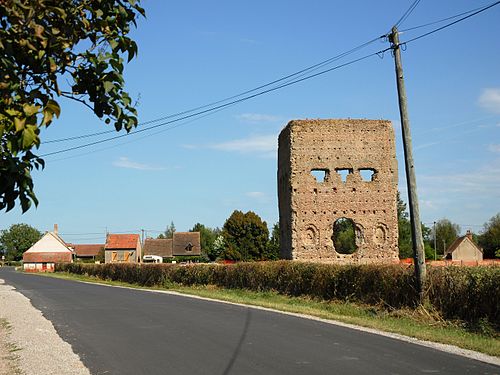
278,119,399,263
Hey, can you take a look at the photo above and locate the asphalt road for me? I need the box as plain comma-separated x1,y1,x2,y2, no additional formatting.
0,267,498,375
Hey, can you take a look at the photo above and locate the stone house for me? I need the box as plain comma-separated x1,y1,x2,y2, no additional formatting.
23,225,73,272
444,230,483,261
105,234,142,263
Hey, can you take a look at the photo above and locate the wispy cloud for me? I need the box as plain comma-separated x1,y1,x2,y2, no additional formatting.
478,88,500,113
420,160,500,196
239,38,260,45
210,134,277,158
113,157,165,171
489,144,500,153
236,113,281,123
245,191,271,204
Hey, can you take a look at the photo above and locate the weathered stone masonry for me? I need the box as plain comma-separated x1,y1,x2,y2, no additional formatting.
278,119,399,263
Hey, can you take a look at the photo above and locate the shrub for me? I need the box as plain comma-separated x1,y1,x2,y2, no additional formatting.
55,262,499,327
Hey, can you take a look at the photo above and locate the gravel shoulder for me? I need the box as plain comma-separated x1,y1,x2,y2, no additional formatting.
0,278,91,375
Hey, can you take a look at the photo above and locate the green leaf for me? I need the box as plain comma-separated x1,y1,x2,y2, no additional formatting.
103,81,114,93
23,104,40,117
45,99,61,118
14,117,26,132
21,126,38,149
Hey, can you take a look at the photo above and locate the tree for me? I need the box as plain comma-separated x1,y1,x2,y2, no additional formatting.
264,222,280,260
1,1,145,213
221,210,269,261
190,223,220,261
397,192,413,258
332,218,356,254
164,221,176,239
478,213,500,259
211,235,225,261
0,223,41,260
432,219,460,256
397,192,434,259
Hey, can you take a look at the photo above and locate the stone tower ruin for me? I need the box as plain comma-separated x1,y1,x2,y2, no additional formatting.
278,119,399,263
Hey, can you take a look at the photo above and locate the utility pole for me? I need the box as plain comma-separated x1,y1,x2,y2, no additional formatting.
433,221,437,261
389,26,426,300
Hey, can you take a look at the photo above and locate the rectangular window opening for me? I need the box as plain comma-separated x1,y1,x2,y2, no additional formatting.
335,168,352,183
311,169,328,183
359,168,376,182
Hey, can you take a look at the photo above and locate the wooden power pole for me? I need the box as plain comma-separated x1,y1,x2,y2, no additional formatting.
389,26,426,299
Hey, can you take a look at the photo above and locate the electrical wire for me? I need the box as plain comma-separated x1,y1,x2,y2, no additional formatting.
41,0,500,158
399,4,490,32
41,50,385,158
42,37,383,145
402,0,500,44
393,0,422,30
47,106,230,162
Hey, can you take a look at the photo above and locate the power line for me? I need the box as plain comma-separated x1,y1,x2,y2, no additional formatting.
402,0,500,45
46,105,230,162
42,37,383,145
394,0,422,30
40,0,500,158
400,4,490,32
41,50,384,158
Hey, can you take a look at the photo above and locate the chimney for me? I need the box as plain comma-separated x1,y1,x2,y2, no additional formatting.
54,224,58,235
466,230,472,240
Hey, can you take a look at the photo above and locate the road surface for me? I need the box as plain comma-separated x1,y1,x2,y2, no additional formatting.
0,267,498,375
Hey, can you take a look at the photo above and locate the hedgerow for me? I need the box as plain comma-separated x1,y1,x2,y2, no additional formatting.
55,261,499,327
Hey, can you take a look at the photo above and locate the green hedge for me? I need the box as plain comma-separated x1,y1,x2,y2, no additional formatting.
55,261,499,326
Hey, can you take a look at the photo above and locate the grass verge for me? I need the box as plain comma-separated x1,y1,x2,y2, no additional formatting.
43,271,499,357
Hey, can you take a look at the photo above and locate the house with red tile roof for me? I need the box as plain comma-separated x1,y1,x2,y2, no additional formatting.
68,244,104,261
23,225,73,272
104,234,142,263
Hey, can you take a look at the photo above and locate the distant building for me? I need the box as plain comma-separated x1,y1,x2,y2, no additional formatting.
23,224,73,272
68,244,103,261
143,238,173,259
143,232,201,259
444,230,483,262
172,232,201,256
105,234,142,263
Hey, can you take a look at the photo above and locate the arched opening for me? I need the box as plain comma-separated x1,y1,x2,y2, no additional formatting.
332,218,358,254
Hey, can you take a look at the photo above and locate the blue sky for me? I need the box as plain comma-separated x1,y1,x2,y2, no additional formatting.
2,0,500,243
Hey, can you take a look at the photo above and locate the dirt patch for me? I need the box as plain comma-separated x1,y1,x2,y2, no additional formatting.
0,319,21,375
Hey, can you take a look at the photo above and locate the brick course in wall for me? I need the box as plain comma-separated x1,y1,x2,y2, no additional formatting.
278,119,399,263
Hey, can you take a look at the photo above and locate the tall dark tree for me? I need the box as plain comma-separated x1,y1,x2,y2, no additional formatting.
1,0,145,212
397,192,413,258
264,222,280,260
164,221,176,239
397,192,434,259
221,210,269,261
432,219,460,255
190,223,220,261
478,213,500,259
0,223,41,260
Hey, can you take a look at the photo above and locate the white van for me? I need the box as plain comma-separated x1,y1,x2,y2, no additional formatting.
143,255,163,264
